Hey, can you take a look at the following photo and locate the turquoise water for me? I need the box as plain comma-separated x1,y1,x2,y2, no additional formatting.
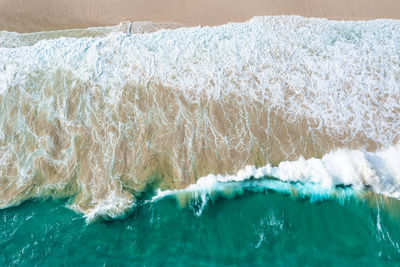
1,186,400,266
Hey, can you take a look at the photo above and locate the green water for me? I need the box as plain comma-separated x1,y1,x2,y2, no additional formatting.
1,190,400,266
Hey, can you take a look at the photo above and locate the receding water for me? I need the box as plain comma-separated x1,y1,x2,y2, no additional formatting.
1,189,399,266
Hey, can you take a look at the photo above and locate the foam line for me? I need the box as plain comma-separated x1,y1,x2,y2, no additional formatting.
153,145,400,214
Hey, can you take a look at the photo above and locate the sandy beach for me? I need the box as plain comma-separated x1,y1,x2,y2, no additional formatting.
1,0,400,32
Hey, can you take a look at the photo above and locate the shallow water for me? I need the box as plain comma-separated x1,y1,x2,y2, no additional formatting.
1,188,399,266
1,16,400,220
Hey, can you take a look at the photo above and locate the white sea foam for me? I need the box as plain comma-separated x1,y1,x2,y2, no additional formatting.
1,16,399,145
153,145,400,214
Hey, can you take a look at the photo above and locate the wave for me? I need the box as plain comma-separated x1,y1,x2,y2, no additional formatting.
0,16,399,221
152,145,400,217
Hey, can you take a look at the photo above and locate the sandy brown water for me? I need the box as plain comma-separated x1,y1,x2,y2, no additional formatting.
0,78,383,219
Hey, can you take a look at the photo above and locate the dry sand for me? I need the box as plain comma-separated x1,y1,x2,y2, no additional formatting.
0,0,400,32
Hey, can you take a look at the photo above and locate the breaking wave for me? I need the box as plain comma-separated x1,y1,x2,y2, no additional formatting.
153,145,400,217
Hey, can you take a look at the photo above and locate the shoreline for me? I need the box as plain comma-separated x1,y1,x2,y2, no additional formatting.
1,0,400,33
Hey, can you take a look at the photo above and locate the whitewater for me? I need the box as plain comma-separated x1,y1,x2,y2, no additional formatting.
0,16,399,222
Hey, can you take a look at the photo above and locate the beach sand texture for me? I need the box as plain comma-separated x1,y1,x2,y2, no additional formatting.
1,0,400,32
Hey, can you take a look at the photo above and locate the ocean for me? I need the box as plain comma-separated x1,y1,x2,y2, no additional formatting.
1,192,400,266
0,16,399,265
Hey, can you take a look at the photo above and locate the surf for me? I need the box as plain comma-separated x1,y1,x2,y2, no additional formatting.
0,16,399,221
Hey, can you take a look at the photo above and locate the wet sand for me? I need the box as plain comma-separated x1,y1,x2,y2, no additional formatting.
1,0,400,32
